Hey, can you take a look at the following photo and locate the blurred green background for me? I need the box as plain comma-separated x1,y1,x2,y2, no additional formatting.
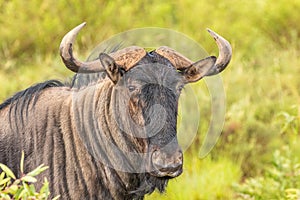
1,0,300,199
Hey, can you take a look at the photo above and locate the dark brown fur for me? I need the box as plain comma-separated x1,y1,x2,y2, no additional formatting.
0,26,232,198
0,53,185,199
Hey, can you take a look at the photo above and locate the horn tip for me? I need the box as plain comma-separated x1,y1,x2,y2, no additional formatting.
206,28,218,40
60,22,87,50
74,22,87,32
79,22,87,28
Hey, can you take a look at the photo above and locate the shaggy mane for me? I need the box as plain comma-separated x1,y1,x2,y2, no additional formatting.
0,80,65,110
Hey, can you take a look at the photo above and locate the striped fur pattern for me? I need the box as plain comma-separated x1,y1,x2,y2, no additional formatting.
0,53,185,199
0,22,232,199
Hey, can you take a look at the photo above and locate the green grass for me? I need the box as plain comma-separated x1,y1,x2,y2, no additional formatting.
1,0,300,199
146,155,241,200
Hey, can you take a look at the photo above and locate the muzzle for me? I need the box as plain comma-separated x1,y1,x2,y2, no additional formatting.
150,145,183,178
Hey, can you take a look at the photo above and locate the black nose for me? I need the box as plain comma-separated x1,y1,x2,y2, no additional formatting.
151,149,183,177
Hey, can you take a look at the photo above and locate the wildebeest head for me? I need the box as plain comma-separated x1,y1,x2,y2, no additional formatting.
60,22,231,189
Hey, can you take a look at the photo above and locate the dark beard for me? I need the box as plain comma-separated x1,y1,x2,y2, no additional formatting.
128,173,169,198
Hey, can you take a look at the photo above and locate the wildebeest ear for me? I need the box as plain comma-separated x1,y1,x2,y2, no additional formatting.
99,53,122,84
181,56,216,83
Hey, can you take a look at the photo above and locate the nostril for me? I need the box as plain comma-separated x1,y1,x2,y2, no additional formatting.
174,151,183,165
176,158,183,166
177,151,183,160
152,152,165,170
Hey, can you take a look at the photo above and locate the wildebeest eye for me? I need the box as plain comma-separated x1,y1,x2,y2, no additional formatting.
128,85,137,92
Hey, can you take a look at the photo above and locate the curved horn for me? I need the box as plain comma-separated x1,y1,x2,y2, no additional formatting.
154,29,232,75
205,29,232,76
60,22,104,73
60,22,147,73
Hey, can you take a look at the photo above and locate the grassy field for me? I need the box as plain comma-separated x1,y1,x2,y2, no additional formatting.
1,0,300,199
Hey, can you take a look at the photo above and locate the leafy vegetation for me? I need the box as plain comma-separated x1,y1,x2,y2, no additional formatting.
0,152,59,200
0,0,299,199
234,146,300,200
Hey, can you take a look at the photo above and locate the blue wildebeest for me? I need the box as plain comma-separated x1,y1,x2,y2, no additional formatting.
0,23,231,199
